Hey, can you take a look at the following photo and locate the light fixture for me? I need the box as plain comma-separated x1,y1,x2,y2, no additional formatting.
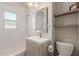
27,2,33,7
27,2,38,8
34,3,38,7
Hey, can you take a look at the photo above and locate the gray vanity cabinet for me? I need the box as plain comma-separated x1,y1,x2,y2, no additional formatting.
26,38,51,56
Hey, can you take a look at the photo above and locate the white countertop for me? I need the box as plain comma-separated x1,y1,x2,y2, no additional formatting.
26,36,51,44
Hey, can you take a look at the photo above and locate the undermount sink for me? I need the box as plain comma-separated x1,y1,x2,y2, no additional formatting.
26,36,40,39
26,36,50,44
31,37,50,44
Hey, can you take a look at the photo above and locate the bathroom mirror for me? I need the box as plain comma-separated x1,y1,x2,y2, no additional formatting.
35,7,48,33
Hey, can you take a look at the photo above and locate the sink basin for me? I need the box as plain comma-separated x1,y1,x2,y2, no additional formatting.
26,36,40,39
26,36,50,44
31,38,50,44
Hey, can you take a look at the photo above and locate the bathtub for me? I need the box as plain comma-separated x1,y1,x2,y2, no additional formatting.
0,45,25,56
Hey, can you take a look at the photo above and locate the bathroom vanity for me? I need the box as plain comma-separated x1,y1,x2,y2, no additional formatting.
26,36,51,56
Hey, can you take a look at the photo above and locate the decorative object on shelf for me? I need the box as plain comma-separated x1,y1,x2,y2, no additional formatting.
69,2,79,11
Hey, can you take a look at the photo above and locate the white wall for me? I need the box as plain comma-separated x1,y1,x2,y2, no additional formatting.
0,2,27,50
27,8,36,34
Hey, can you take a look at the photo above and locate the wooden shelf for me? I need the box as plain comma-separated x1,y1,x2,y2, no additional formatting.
54,9,79,17
54,24,78,28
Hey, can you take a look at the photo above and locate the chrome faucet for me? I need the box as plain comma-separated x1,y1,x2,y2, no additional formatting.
36,30,42,38
39,32,41,38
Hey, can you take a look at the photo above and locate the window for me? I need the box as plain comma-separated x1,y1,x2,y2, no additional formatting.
4,11,16,29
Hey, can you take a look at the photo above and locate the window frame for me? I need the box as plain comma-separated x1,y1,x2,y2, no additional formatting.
4,11,16,29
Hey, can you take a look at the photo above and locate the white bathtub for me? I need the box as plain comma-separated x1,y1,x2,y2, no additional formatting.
0,45,25,56
13,49,25,56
